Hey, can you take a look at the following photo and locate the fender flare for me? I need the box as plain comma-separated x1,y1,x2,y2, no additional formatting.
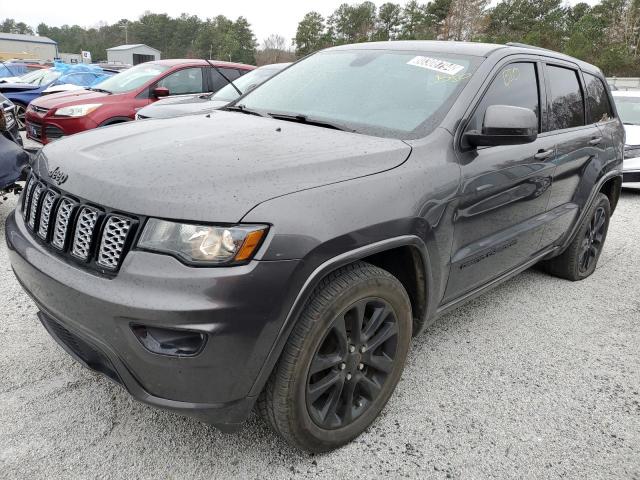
247,234,436,397
98,116,132,127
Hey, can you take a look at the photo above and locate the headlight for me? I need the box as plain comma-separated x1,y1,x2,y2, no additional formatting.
54,103,102,117
624,144,640,159
138,219,268,265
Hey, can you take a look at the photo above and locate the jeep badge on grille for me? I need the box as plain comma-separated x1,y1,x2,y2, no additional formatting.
48,167,68,186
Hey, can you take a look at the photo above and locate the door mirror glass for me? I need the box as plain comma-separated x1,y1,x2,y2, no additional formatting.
153,86,170,98
465,105,538,147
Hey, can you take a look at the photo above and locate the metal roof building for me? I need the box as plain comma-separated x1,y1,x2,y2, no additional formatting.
0,32,58,61
106,44,161,65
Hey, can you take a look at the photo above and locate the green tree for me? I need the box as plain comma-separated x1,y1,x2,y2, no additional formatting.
376,3,402,40
329,2,378,43
1,18,34,35
295,12,330,56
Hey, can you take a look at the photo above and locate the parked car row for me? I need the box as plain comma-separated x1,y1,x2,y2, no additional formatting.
4,41,626,453
0,93,29,199
25,59,254,144
612,90,640,188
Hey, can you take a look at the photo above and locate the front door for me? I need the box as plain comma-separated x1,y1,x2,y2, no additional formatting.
444,60,556,302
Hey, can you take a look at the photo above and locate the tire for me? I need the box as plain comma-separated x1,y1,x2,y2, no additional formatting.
15,103,27,130
540,193,611,281
258,261,413,452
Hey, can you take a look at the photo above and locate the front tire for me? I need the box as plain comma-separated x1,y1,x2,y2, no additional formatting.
540,192,611,281
259,262,412,452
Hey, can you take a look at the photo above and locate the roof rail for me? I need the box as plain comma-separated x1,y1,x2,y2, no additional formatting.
505,42,559,54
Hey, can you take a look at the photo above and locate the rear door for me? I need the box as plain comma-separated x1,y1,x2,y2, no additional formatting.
538,62,608,247
445,58,556,302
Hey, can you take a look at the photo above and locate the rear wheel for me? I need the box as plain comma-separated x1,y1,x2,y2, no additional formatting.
258,262,412,452
540,193,611,281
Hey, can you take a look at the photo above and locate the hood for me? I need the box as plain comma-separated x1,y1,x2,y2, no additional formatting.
35,111,411,222
31,88,109,108
138,96,227,119
624,124,640,146
42,83,84,95
0,82,40,92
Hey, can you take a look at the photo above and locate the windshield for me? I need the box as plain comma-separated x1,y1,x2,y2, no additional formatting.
17,69,60,86
92,63,170,94
237,50,482,139
614,95,640,126
213,67,284,102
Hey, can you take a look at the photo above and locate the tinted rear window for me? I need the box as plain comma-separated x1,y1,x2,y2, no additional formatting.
584,73,614,123
547,65,585,130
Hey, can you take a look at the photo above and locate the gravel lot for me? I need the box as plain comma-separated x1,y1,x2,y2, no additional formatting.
1,190,639,480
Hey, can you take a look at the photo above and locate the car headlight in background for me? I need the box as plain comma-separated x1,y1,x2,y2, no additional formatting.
54,103,102,117
138,219,268,265
624,144,640,159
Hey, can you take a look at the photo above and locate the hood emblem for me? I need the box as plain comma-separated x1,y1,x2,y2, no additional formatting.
48,167,69,186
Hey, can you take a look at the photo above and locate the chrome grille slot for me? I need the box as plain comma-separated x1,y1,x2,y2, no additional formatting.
37,190,58,240
22,176,35,220
97,216,132,269
27,183,44,230
71,207,100,260
51,198,76,250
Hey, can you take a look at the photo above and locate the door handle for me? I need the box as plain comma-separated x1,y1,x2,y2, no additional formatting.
589,137,602,146
534,149,554,160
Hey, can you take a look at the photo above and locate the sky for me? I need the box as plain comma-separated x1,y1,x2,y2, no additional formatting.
5,0,604,47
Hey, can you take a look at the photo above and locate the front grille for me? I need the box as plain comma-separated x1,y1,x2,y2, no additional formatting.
21,172,137,273
45,125,64,140
30,104,49,114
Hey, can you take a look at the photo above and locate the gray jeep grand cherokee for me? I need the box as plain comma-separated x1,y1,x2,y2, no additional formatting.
5,41,623,452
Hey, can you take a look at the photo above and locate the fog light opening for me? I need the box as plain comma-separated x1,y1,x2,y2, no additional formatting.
131,325,206,357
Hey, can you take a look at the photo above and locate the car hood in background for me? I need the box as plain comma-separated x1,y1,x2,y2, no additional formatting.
34,111,411,222
0,82,40,92
42,84,85,95
30,89,109,108
137,95,229,119
624,124,640,146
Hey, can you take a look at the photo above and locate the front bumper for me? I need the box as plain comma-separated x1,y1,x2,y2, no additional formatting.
25,111,99,144
5,210,302,430
623,155,640,186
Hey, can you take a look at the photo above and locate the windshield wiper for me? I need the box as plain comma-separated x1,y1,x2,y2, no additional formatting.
204,59,243,97
268,112,354,132
89,87,111,94
224,104,266,117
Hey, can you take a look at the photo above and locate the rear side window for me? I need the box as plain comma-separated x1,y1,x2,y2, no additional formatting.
467,62,540,134
547,65,585,130
209,68,242,92
584,73,614,123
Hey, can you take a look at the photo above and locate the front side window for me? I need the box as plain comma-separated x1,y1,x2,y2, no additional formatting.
547,65,585,130
92,63,170,94
584,73,614,124
466,62,540,134
237,50,483,139
157,67,204,95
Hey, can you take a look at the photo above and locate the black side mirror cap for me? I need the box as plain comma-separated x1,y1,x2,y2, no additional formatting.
465,105,538,147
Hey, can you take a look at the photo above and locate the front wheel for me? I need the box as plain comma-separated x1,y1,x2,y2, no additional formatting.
258,262,412,452
540,192,611,281
15,103,27,130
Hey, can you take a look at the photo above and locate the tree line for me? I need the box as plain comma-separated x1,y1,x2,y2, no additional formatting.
2,0,640,75
295,0,640,76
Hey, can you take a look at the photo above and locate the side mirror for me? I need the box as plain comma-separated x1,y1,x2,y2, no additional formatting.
153,87,170,98
465,105,538,147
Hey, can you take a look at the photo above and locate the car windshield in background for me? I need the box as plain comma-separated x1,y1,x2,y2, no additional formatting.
213,67,284,102
615,96,640,125
237,50,482,139
18,69,60,86
92,63,171,94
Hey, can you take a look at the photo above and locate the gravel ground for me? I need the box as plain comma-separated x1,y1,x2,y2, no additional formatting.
1,190,639,480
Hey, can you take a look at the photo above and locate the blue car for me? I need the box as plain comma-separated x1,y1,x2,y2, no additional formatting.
0,63,114,128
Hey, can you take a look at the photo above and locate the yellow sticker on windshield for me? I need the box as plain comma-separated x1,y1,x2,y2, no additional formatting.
407,56,466,76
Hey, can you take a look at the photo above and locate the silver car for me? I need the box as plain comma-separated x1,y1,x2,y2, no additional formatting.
613,90,640,188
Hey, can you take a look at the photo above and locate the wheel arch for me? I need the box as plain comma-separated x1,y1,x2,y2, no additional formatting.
248,235,436,398
98,116,132,127
599,175,622,213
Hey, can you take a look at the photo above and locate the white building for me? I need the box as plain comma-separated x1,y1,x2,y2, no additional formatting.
0,32,58,62
106,44,161,66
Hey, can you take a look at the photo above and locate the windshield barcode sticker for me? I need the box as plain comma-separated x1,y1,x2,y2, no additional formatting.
407,56,465,76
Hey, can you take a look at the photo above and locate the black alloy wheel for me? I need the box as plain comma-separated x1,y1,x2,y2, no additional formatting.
306,297,398,429
578,206,606,274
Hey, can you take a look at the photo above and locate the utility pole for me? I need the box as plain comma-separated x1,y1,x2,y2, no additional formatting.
209,44,213,60
120,23,128,44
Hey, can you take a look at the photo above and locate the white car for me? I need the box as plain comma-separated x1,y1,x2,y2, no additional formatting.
613,90,640,188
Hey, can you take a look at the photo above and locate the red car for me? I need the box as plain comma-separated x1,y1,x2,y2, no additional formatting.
25,59,254,144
